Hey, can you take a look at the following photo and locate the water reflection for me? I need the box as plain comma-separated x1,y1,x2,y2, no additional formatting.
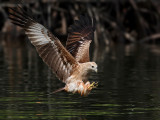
1,35,160,120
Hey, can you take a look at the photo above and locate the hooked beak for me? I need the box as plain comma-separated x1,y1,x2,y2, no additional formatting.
95,68,98,73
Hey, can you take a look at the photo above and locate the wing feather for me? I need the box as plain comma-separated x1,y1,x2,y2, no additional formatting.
66,14,96,63
9,6,78,82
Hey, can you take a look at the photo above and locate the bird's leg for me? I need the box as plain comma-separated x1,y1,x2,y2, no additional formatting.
88,82,98,89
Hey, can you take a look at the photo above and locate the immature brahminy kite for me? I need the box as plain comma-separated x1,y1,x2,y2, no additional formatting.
9,6,98,96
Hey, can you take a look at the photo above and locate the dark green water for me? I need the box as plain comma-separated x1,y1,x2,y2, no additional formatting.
1,37,160,120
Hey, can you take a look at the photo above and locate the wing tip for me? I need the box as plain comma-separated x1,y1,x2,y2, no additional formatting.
68,14,96,33
8,5,35,29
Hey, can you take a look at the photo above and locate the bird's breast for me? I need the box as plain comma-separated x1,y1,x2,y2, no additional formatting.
66,82,78,92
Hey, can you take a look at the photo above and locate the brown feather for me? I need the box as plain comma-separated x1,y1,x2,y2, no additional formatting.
8,6,79,82
66,14,96,63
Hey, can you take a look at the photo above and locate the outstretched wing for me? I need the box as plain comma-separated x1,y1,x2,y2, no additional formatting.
66,14,96,63
9,6,78,83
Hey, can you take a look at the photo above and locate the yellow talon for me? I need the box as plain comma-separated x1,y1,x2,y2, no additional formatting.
88,82,98,89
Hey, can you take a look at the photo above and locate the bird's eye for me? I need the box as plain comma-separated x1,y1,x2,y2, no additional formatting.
92,66,94,68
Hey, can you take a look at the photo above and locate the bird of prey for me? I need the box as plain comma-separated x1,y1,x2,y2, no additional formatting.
8,6,98,96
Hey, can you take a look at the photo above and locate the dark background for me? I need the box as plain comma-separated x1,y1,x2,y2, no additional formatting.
1,1,160,120
1,0,160,45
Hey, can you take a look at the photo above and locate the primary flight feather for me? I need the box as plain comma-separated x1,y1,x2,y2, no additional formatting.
9,5,98,96
66,14,96,63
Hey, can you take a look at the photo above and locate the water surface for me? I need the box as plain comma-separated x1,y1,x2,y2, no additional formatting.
1,37,160,120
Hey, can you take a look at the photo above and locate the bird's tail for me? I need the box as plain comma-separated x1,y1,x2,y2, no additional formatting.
50,87,65,94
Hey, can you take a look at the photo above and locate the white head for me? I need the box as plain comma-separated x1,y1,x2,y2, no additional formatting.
88,62,97,72
81,62,97,73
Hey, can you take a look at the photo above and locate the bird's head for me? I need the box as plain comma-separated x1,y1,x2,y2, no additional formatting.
86,62,98,73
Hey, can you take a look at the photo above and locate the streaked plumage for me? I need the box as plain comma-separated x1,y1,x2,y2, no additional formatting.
66,15,96,63
8,5,98,96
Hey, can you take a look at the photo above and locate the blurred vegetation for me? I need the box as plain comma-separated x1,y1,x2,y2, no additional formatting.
1,0,160,46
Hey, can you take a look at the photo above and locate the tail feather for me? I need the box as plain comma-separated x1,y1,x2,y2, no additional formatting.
49,87,65,95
